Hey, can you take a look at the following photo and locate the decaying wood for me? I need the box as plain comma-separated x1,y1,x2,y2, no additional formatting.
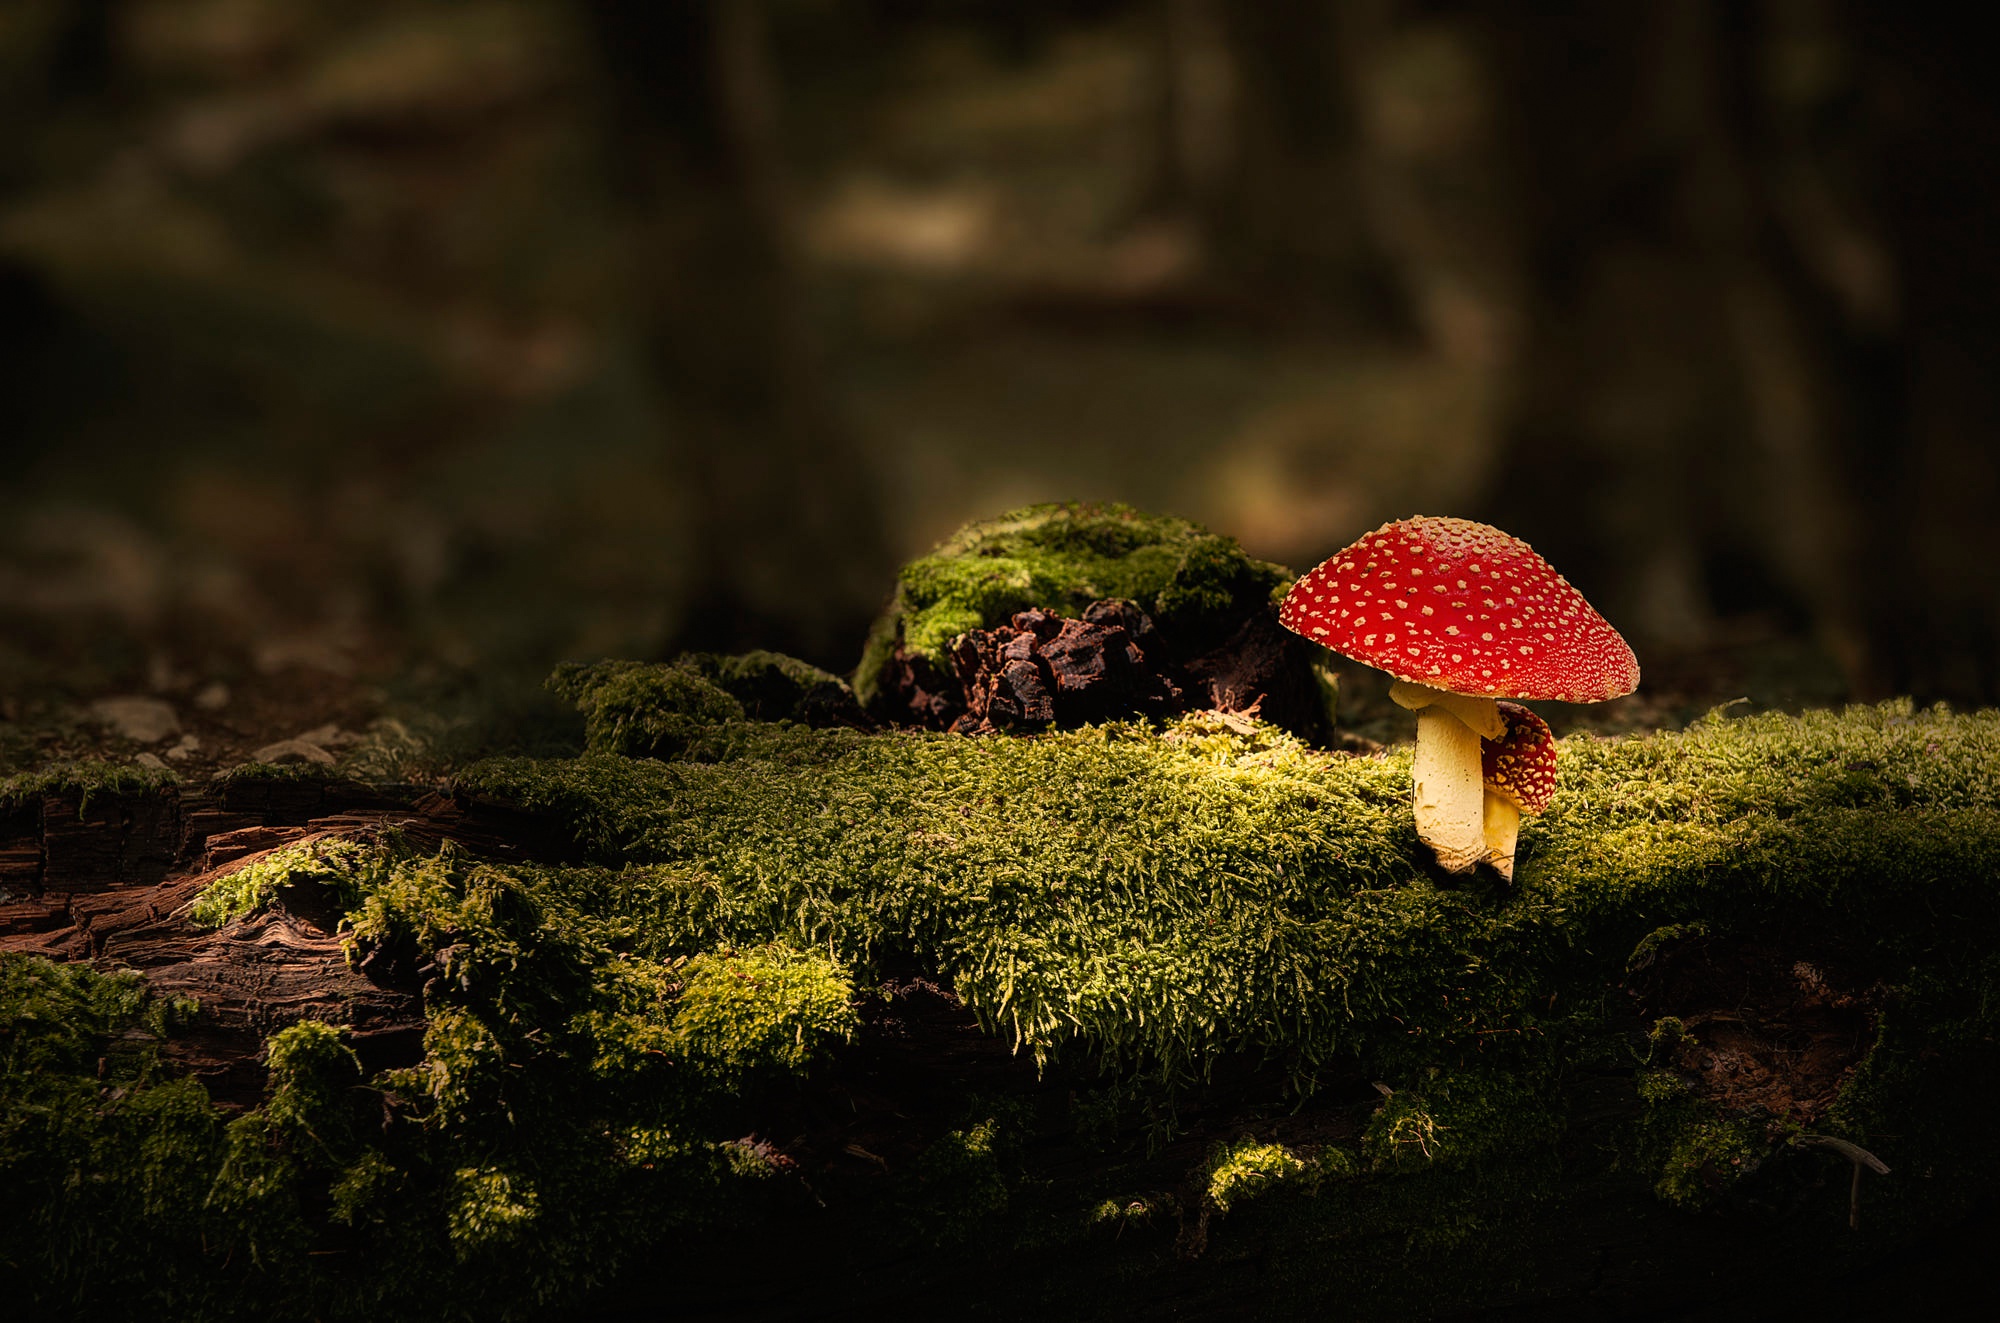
0,782,527,1108
888,597,1331,740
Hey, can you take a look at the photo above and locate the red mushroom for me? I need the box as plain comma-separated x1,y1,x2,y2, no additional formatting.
1480,702,1557,880
1278,516,1637,873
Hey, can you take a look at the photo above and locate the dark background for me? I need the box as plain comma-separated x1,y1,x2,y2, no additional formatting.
3,0,1996,728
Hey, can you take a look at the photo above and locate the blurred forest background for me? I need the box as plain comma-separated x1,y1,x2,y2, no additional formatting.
4,0,1997,750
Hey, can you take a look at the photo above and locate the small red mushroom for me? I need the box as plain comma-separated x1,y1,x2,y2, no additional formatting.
1278,516,1637,873
1480,702,1557,880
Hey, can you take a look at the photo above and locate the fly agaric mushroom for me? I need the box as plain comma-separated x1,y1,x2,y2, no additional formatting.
1277,516,1637,874
1480,702,1557,880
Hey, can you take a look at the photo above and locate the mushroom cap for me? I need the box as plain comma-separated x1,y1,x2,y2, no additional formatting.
1277,516,1639,702
1482,701,1558,814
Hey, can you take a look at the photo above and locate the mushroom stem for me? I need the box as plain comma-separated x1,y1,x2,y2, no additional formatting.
1411,707,1488,873
1389,680,1505,739
1482,791,1521,880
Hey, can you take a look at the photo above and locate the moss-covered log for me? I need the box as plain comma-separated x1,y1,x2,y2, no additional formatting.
6,693,2000,1319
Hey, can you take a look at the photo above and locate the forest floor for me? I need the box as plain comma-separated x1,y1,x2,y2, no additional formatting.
1,500,1970,1322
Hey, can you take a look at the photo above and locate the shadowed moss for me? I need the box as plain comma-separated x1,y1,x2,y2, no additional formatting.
903,1117,1012,1243
0,758,180,813
1362,1067,1564,1173
549,651,864,761
8,835,858,1319
1636,1069,1771,1209
853,502,1291,706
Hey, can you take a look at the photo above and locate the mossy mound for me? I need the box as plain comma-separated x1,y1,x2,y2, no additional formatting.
854,502,1291,708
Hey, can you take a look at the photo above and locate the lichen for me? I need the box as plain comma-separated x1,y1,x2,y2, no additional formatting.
853,502,1291,706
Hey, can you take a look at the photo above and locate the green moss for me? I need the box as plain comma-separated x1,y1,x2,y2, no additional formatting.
1204,1137,1310,1213
905,1118,1012,1243
454,701,2000,1086
262,1020,363,1148
448,1165,541,1258
0,758,179,812
15,681,2000,1316
1637,1070,1772,1209
854,502,1291,705
695,650,865,726
188,836,380,928
210,760,351,787
671,946,857,1083
8,839,864,1317
2,956,239,1312
550,652,864,760
550,659,746,759
1363,1068,1564,1172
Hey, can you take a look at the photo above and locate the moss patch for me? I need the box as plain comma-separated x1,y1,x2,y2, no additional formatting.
456,700,2000,1081
0,757,180,812
11,832,860,1318
187,836,380,928
549,651,864,761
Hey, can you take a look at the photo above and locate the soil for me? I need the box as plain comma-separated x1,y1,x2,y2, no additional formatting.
1629,935,1883,1125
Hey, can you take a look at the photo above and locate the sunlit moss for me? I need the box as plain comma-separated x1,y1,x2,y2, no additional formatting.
187,836,379,928
672,946,856,1082
1204,1138,1309,1213
455,701,2000,1083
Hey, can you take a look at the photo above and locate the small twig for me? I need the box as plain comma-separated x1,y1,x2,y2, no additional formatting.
1790,1133,1890,1230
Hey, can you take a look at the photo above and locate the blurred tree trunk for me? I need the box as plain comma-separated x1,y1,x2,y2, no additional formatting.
1473,0,1999,703
1820,4,2000,702
1471,1,1763,653
1134,0,1226,220
1207,0,1403,326
581,0,889,669
0,0,119,472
